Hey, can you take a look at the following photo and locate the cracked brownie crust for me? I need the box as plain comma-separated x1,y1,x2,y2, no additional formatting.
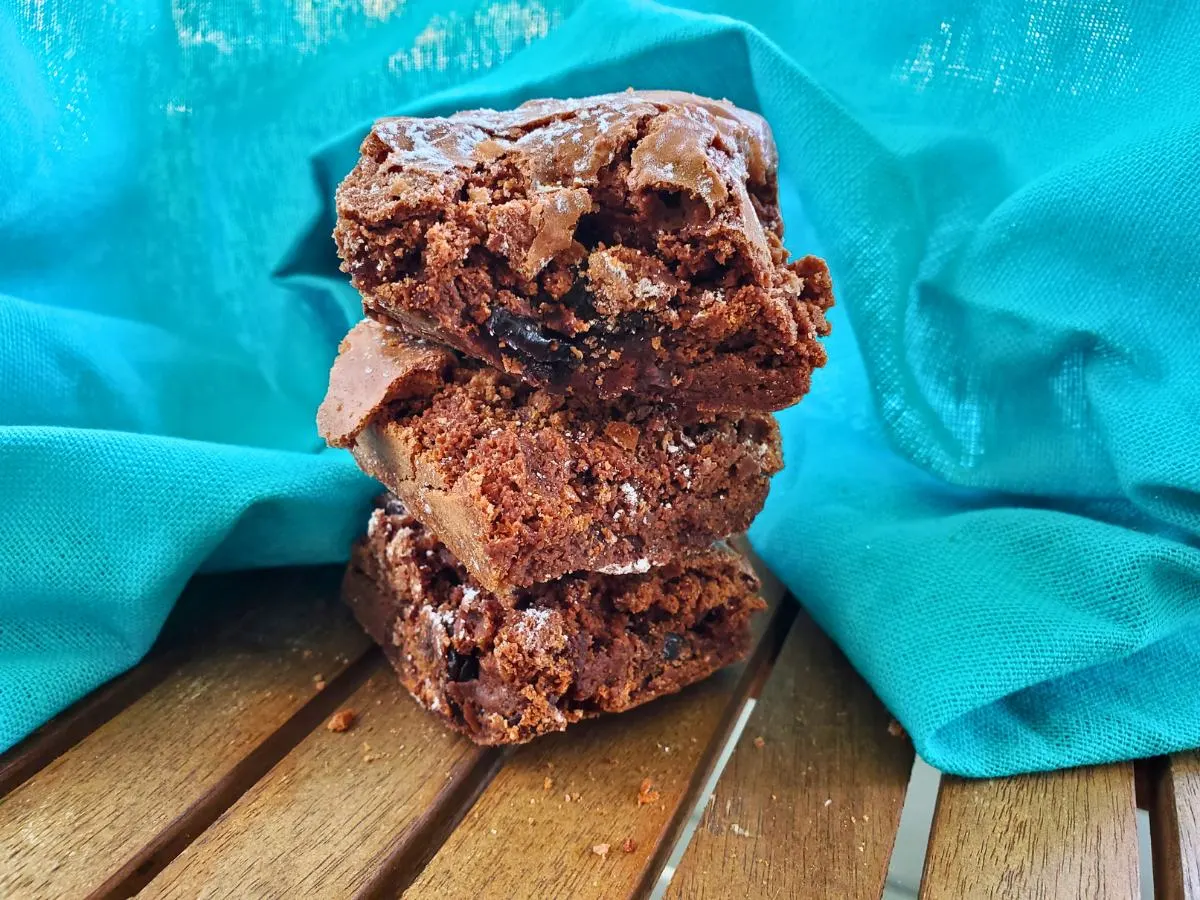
319,319,782,594
334,90,833,413
344,498,764,745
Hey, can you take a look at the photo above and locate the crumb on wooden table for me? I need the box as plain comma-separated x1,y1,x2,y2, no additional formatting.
637,777,660,806
753,735,765,749
887,718,906,738
591,843,610,858
543,777,554,791
621,838,637,853
326,709,357,733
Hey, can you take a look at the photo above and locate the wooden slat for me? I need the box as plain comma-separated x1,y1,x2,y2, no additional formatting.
919,764,1140,900
1151,752,1200,900
142,660,501,899
0,568,373,900
404,606,790,900
666,607,915,899
0,568,290,799
0,658,173,800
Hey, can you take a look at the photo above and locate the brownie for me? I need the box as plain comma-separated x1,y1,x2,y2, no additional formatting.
318,319,783,594
344,498,765,744
334,90,833,414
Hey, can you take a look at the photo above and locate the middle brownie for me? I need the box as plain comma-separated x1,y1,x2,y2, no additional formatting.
319,318,782,594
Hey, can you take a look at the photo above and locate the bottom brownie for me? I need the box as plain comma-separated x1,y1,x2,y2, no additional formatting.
343,497,765,745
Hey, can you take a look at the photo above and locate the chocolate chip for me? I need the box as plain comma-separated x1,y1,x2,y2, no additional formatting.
601,310,649,336
662,633,683,661
486,308,574,364
562,279,597,320
447,649,480,682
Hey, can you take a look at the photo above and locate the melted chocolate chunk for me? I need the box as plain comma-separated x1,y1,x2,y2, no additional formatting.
562,280,598,320
486,308,575,364
447,648,480,682
662,633,683,661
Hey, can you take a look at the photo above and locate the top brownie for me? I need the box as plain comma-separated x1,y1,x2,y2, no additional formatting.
334,90,833,413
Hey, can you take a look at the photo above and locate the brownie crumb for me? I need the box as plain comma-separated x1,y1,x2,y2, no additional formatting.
326,709,357,733
605,421,640,451
753,735,765,749
621,838,638,853
637,778,660,806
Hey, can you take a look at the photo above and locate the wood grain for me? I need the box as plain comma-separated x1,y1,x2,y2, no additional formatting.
142,661,500,899
919,764,1139,900
0,658,173,801
0,567,296,799
404,609,787,900
1151,752,1200,900
0,568,372,900
666,607,915,900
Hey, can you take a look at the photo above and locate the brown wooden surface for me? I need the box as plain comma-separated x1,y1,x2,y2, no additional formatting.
143,659,500,899
0,568,372,900
666,607,915,900
5,561,1198,900
0,568,298,800
919,763,1140,900
404,606,790,900
1152,752,1200,900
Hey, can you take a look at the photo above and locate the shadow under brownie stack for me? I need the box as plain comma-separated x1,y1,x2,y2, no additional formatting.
317,90,833,745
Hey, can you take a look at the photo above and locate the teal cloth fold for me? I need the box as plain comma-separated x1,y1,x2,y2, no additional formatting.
2,0,1198,776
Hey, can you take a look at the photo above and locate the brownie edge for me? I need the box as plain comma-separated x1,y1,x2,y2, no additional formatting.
343,498,765,745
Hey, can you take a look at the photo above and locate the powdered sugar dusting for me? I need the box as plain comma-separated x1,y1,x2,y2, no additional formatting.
635,277,668,300
597,558,653,575
366,509,386,538
511,606,561,651
374,117,485,172
620,482,639,510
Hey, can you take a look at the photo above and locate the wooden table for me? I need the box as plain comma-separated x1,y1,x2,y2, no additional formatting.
1,557,1195,899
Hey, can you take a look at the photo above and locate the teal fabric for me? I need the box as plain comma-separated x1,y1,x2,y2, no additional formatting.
2,0,1197,776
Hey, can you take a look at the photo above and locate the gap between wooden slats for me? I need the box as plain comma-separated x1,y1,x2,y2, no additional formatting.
663,606,916,900
140,657,506,900
0,567,375,900
1149,752,1200,900
400,599,794,900
0,567,307,799
919,763,1140,900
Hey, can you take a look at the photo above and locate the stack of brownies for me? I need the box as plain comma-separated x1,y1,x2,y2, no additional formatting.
317,91,833,745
